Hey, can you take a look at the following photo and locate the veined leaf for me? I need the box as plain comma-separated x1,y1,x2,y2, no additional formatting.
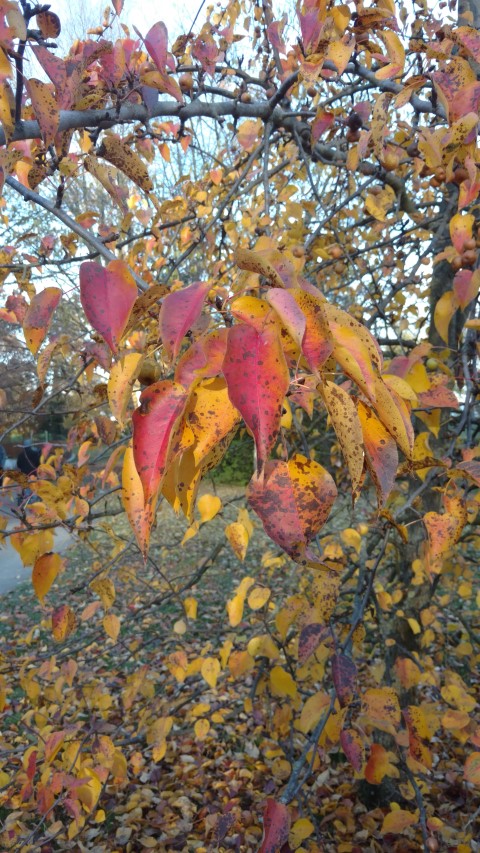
323,381,364,498
80,260,137,354
122,445,156,554
223,323,289,471
247,454,337,563
23,287,61,355
357,401,398,505
132,380,189,504
159,280,210,362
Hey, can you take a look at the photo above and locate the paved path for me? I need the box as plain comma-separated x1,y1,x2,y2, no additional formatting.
0,489,73,595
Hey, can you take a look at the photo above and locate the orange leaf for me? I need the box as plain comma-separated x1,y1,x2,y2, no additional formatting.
357,401,398,505
365,743,399,784
247,454,337,564
52,604,76,641
32,552,64,603
23,287,61,355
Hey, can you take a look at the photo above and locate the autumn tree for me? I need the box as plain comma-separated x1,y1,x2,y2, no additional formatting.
0,0,479,850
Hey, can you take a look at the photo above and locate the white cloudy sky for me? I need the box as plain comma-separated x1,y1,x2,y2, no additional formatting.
54,0,201,46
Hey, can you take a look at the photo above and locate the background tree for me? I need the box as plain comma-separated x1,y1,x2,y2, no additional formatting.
0,0,479,850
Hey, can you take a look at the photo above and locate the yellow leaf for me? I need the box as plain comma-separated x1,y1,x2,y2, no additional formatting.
77,767,102,812
381,808,418,834
434,291,459,344
32,552,64,603
194,718,210,740
103,613,120,641
270,665,297,699
184,597,197,619
297,691,330,734
197,493,222,523
90,577,116,610
201,657,220,689
226,576,255,626
289,818,315,849
248,586,271,610
107,353,143,426
182,521,199,544
247,634,280,660
225,521,249,560
10,528,54,567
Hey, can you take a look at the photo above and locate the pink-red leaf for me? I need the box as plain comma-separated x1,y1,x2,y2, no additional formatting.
247,454,337,563
223,323,289,471
159,281,210,362
23,287,61,355
80,260,137,354
298,623,330,664
258,799,291,853
340,727,364,771
132,380,188,505
332,653,357,708
145,22,168,71
175,328,228,387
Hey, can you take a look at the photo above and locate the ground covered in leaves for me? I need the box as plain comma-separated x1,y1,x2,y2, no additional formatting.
0,485,479,852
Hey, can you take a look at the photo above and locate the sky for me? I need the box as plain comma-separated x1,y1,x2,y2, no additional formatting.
55,0,202,46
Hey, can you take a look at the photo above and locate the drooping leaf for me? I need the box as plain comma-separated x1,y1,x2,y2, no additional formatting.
32,552,64,603
107,353,144,427
258,799,291,853
223,323,289,471
331,653,357,708
365,743,399,784
175,328,228,387
340,727,365,771
357,401,398,505
434,291,459,344
23,287,61,355
159,281,211,362
247,454,337,564
298,622,330,664
80,260,137,353
225,521,249,561
99,135,153,193
25,79,60,146
52,604,76,641
197,493,222,523
187,377,241,467
122,445,156,554
323,381,364,498
145,21,169,72
132,380,188,504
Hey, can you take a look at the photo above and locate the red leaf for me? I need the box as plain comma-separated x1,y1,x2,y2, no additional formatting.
159,281,210,362
247,454,337,563
23,287,61,355
340,727,364,771
80,260,137,354
259,799,291,853
175,328,228,387
332,653,357,707
223,324,289,471
132,380,188,505
298,623,330,664
145,21,168,72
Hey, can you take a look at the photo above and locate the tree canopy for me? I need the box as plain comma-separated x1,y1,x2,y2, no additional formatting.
0,0,479,850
